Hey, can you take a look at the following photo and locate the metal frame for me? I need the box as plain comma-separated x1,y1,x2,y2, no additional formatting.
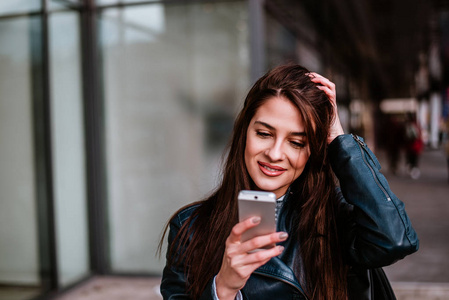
94,0,242,10
80,0,110,275
32,0,59,293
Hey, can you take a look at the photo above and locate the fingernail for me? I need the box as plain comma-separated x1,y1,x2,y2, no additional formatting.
279,232,288,240
278,246,285,252
252,217,261,224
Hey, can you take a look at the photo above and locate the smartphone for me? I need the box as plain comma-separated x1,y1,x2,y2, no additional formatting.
238,190,276,249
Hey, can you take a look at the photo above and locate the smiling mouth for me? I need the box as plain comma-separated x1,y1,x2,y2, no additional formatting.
258,162,286,176
263,165,279,172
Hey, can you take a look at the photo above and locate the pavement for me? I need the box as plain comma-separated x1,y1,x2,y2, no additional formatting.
54,148,449,300
381,148,449,283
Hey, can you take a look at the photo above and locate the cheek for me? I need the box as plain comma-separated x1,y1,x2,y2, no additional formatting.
290,149,310,170
244,137,254,170
244,148,250,171
245,135,259,159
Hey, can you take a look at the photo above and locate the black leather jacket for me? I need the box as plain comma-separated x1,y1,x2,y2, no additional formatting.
161,134,419,299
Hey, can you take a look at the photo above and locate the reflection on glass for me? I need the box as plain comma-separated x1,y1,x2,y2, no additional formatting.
100,1,249,273
265,12,297,69
0,16,41,299
49,12,89,287
97,0,158,5
48,0,83,11
49,1,72,11
265,10,322,72
0,0,40,15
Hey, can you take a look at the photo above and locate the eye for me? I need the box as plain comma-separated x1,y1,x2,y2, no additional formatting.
256,131,271,138
290,140,306,149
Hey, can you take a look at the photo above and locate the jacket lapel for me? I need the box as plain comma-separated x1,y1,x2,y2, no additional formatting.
254,256,306,295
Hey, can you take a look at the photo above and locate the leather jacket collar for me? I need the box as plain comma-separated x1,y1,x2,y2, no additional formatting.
253,189,309,299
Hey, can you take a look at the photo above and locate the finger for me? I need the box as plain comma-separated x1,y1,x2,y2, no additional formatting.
244,245,285,265
316,85,334,96
308,72,326,81
308,71,329,81
316,86,336,102
240,232,288,253
309,73,335,89
227,245,284,275
312,78,335,91
227,217,261,244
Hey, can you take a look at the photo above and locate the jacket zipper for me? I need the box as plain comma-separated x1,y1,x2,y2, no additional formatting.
253,271,309,300
352,134,391,201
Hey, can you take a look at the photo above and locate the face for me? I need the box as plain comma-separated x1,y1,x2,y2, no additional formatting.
244,96,311,198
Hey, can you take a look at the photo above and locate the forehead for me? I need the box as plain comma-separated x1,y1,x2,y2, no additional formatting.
251,96,305,131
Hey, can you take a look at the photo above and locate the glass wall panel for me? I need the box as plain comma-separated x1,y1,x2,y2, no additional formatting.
49,12,89,287
100,1,249,273
0,0,40,15
0,16,41,298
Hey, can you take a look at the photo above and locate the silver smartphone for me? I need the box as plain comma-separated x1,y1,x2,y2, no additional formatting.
238,190,276,248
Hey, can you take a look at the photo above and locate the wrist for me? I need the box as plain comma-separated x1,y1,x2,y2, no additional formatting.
215,274,239,300
328,121,345,144
328,131,345,144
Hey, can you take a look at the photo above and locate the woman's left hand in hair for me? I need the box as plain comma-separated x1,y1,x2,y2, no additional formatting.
309,72,345,144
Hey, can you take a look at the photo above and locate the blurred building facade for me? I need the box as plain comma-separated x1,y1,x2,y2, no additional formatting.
1,0,448,299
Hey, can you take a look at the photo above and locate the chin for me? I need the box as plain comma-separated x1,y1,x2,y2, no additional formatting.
253,181,285,195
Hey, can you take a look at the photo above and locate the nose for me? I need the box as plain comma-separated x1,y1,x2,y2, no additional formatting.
264,139,286,161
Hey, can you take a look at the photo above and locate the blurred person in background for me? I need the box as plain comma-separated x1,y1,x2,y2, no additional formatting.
160,64,419,300
384,114,405,175
446,136,449,183
404,113,424,179
445,119,449,183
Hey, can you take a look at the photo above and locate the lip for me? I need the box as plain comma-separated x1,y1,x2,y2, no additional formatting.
258,162,287,177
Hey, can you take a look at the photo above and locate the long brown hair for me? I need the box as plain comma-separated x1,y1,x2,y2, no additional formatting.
160,64,347,299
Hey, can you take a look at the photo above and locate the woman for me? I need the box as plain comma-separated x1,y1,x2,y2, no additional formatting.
160,64,419,299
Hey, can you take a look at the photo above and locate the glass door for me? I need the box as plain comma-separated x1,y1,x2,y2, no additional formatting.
0,13,43,300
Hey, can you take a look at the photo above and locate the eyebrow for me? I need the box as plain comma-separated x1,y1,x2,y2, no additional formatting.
254,121,306,137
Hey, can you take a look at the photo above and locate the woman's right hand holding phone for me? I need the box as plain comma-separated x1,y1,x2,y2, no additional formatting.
215,217,288,300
